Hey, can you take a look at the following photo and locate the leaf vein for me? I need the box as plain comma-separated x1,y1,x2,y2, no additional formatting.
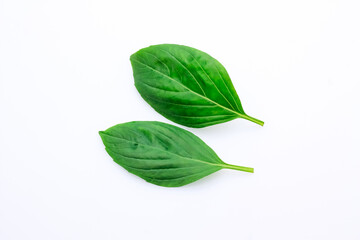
142,51,171,75
158,48,207,97
132,59,246,119
101,132,224,166
184,49,237,110
213,63,241,112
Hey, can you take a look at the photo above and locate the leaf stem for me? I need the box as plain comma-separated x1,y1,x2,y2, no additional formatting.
222,163,254,173
239,114,264,126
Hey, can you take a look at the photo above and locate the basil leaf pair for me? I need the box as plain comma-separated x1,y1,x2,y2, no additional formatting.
100,44,263,187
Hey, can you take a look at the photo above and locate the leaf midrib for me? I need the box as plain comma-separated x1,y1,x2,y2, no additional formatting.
181,48,239,111
132,58,247,119
101,131,225,168
158,48,207,97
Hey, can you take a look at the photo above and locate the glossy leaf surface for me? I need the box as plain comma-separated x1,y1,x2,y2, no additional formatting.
99,121,253,187
130,44,263,128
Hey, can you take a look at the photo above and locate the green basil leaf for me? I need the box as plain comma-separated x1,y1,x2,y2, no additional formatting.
130,44,264,128
99,121,253,187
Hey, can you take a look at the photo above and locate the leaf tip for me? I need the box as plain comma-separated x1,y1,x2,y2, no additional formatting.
98,131,106,138
129,53,135,61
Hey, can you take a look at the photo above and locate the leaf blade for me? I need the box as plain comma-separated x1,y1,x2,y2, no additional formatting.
130,44,264,127
99,121,253,187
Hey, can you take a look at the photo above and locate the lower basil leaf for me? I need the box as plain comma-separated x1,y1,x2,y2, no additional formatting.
99,121,253,187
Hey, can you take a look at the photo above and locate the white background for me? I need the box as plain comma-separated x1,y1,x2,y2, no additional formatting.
1,0,359,239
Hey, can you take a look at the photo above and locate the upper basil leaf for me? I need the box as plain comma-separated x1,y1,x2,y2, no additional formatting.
130,44,264,128
99,121,253,187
